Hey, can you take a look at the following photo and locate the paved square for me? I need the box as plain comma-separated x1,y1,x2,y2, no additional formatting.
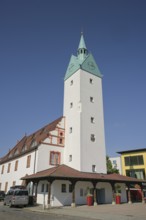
24,203,146,220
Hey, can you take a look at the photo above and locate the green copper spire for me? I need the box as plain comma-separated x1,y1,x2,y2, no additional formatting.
64,34,102,80
78,32,87,49
77,33,88,61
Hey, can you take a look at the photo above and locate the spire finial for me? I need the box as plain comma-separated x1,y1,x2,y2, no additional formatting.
81,27,84,36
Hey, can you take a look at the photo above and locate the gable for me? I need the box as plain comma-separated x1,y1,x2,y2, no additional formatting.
81,53,102,78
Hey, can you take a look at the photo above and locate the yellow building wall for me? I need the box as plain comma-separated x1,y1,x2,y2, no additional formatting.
121,151,146,178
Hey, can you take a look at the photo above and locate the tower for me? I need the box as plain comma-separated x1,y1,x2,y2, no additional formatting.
63,34,107,173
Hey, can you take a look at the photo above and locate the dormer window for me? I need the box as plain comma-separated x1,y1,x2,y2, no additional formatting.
14,149,19,156
22,145,27,153
30,140,37,148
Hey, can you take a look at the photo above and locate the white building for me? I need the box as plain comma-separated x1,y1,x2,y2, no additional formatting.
0,34,145,207
63,34,106,173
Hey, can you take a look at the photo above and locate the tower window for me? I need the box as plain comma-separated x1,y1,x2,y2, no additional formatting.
90,97,94,103
70,102,73,108
90,78,93,84
92,165,96,172
70,80,73,85
91,117,95,123
69,127,72,133
91,134,95,142
69,155,72,162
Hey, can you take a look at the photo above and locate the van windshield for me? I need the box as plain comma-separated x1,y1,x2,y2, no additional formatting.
14,190,28,196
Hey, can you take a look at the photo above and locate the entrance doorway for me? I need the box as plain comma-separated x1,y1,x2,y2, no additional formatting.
97,188,105,204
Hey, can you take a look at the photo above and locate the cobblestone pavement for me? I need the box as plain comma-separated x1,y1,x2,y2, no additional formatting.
25,203,146,220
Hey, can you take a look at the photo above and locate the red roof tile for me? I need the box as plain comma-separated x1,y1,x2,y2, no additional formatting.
0,117,64,164
21,164,146,184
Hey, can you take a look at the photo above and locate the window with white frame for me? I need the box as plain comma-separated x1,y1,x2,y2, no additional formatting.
50,151,60,165
69,155,72,162
70,102,73,108
90,78,93,84
91,117,95,123
92,165,96,172
69,127,72,133
91,134,95,142
90,97,94,103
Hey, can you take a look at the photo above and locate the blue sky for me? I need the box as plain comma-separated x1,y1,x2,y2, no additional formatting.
0,0,146,158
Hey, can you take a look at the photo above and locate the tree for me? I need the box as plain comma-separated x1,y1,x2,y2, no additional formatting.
106,156,119,174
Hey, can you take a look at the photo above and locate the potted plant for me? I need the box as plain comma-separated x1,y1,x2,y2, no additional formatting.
86,187,93,206
115,184,121,204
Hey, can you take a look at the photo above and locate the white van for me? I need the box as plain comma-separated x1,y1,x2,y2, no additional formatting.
4,188,29,207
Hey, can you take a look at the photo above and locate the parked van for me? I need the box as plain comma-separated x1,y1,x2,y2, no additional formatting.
4,188,29,207
0,191,5,201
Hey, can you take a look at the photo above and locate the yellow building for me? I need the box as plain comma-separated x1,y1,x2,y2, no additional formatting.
117,148,146,180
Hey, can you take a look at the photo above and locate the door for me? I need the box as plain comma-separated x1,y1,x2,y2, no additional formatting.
97,188,105,204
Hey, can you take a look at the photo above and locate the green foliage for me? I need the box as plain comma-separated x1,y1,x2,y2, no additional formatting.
115,184,121,195
106,156,119,174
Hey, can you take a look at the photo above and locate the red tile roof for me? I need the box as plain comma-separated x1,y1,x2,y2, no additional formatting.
21,164,146,184
0,117,64,164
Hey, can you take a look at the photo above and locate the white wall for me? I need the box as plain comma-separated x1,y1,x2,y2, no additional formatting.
36,180,127,207
63,69,107,173
0,150,37,192
80,70,107,173
63,70,81,170
37,143,64,172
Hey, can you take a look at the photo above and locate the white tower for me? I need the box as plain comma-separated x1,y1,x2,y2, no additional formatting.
63,34,107,173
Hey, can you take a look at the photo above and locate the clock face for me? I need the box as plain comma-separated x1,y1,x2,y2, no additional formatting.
88,61,95,70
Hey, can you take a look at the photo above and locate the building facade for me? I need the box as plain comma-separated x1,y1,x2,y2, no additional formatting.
0,35,146,207
63,34,106,173
118,148,146,180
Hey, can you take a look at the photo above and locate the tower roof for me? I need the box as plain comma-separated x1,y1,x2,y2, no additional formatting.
78,33,87,49
64,34,102,80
